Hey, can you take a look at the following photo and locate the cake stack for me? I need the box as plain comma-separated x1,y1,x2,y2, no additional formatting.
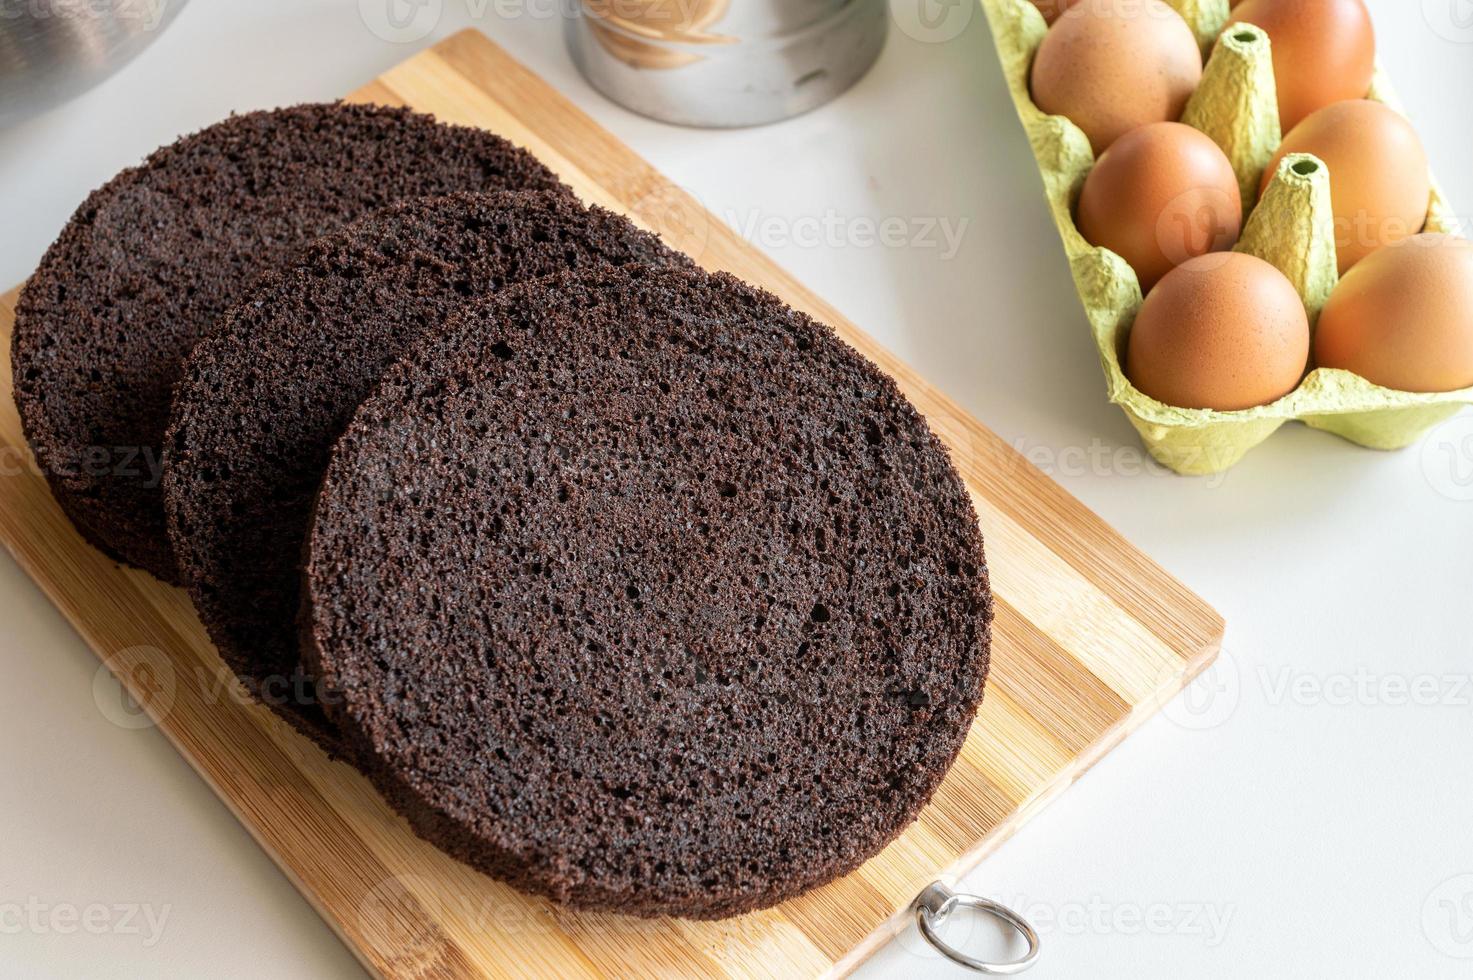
12,103,992,918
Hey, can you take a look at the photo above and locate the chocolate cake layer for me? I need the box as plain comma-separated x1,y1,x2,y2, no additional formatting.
304,264,993,916
164,191,685,749
14,103,566,581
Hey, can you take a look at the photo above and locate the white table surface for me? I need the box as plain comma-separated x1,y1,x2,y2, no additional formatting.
2,1,1470,977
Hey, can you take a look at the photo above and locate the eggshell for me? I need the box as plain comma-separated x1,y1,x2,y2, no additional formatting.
1126,252,1309,410
1030,0,1202,155
1315,235,1473,393
1262,100,1430,274
1229,0,1375,130
1077,122,1241,292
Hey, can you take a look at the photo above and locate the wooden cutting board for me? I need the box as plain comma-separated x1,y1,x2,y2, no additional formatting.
0,29,1223,979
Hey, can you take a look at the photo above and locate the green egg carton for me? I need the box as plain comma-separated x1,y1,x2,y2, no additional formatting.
979,0,1473,474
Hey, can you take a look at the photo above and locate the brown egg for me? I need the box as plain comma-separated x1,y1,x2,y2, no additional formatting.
1030,0,1202,155
1077,122,1241,291
1263,100,1430,274
1229,0,1375,130
1127,253,1309,410
1030,0,1080,25
1315,235,1473,392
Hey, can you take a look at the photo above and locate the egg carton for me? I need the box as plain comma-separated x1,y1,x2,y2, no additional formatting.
979,0,1473,474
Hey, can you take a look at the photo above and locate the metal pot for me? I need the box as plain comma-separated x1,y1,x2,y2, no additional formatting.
0,0,189,128
565,0,888,128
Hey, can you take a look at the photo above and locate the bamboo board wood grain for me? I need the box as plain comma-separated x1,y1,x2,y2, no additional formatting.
0,29,1223,979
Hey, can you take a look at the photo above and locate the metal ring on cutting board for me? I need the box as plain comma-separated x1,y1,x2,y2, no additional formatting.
914,882,1041,975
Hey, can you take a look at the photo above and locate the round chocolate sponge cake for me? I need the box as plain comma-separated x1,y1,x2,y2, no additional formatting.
164,191,687,751
12,103,567,582
303,265,993,917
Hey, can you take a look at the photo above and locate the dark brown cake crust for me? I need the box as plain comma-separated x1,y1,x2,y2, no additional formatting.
163,191,687,752
303,265,993,918
12,102,567,582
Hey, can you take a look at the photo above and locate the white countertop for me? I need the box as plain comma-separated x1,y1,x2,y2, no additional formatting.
2,1,1470,976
